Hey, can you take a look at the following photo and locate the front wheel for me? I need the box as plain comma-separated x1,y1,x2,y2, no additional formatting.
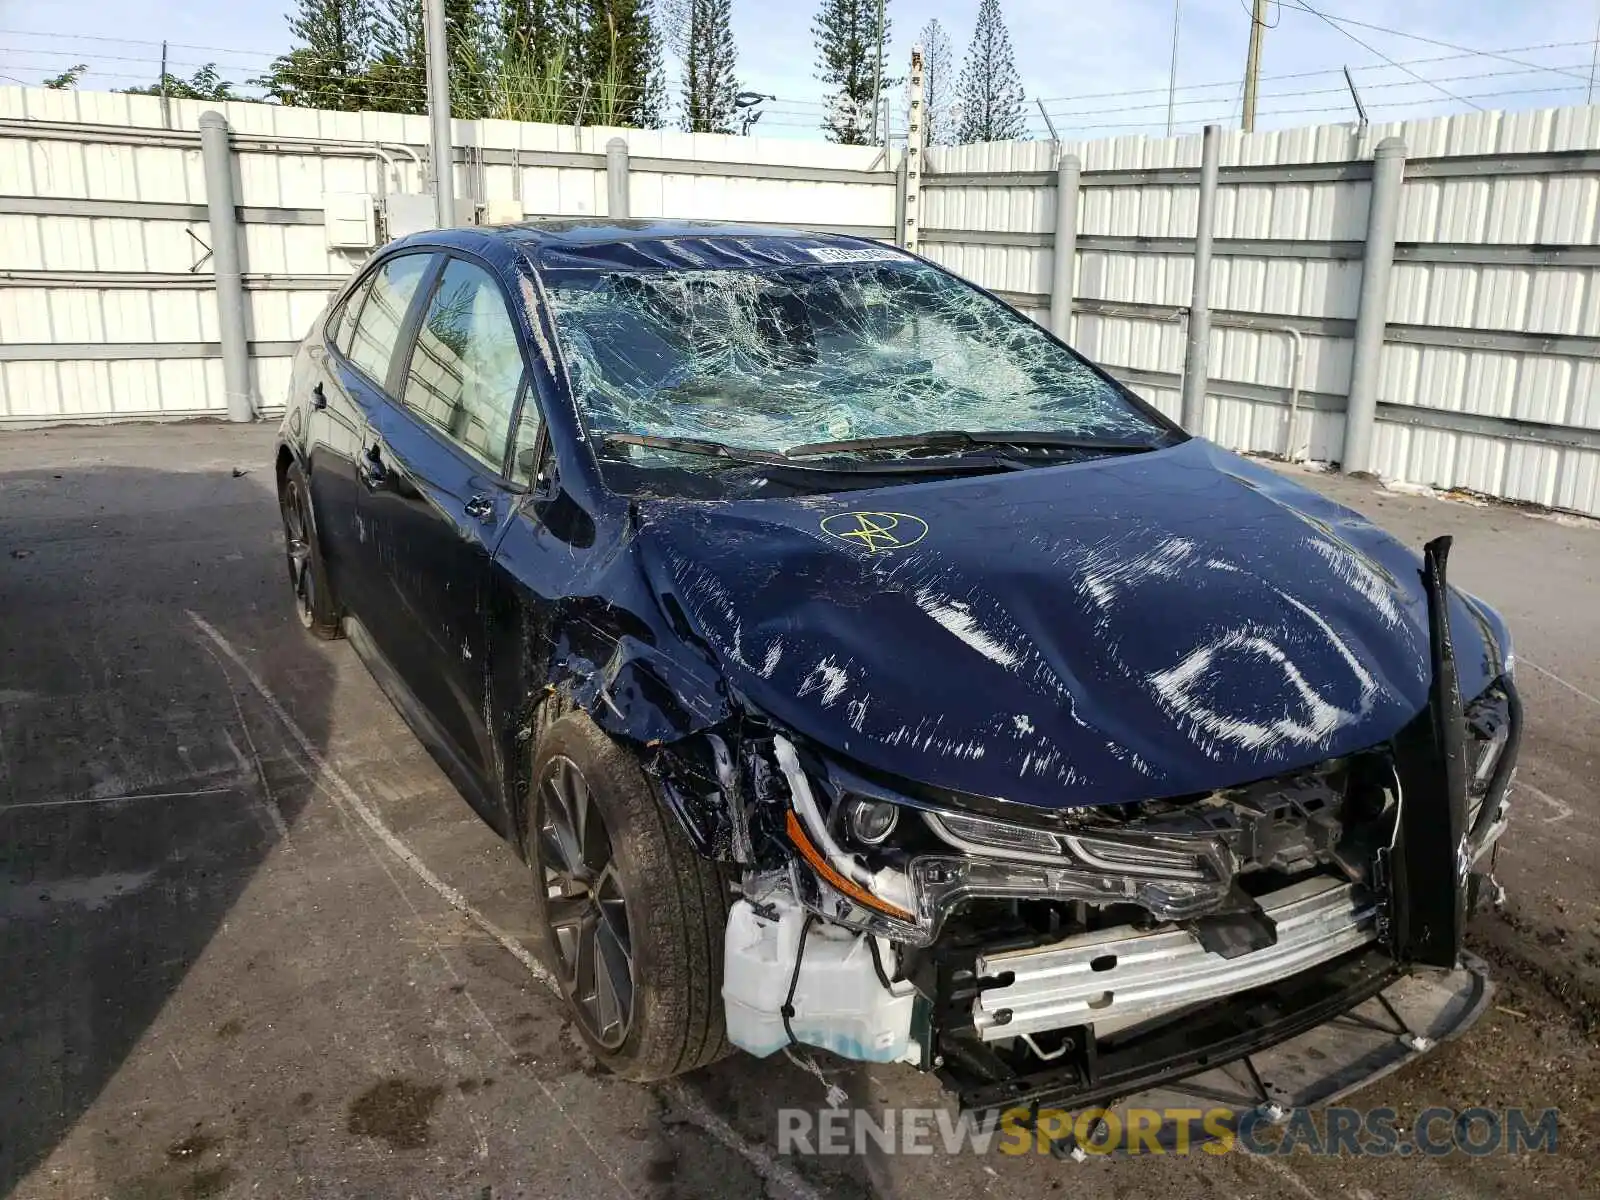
525,712,731,1080
279,461,341,640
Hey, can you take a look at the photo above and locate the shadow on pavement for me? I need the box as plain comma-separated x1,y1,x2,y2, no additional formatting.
0,459,332,1194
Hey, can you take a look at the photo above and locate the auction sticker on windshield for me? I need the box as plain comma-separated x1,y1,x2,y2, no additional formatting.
805,246,907,263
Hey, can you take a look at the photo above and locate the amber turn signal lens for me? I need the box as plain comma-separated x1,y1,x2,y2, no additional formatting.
785,809,913,921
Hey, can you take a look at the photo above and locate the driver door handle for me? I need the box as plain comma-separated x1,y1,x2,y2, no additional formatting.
358,442,387,490
464,494,495,523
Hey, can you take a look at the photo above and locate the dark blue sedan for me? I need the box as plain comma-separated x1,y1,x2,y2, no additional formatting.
276,220,1519,1133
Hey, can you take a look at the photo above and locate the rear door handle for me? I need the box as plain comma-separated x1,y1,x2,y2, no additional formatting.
464,494,495,523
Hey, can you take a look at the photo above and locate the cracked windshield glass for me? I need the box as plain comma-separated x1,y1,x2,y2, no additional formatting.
542,254,1166,469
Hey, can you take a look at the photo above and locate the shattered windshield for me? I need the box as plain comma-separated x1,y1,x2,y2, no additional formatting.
540,252,1167,471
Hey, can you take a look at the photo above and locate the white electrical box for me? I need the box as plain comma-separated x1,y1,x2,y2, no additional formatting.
483,198,526,226
322,191,376,249
384,193,487,241
385,193,437,240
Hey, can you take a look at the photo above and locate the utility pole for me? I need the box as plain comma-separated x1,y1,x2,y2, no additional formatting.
872,0,887,145
159,40,171,129
423,0,454,229
1588,0,1600,104
1166,0,1181,137
1241,0,1267,133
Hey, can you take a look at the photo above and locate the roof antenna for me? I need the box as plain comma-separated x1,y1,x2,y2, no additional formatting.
1343,65,1369,129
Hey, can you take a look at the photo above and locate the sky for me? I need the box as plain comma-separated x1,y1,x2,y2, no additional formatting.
3,0,1600,141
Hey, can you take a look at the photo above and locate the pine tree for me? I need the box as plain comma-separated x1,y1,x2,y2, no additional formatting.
955,0,1025,144
368,0,489,117
914,17,953,146
580,0,666,127
367,0,426,113
255,0,374,110
640,5,668,128
812,0,888,145
681,0,737,133
500,0,572,63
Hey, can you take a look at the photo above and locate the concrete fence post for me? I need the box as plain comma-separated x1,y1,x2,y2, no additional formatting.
1050,153,1081,340
902,44,926,252
894,155,908,247
1341,136,1407,474
1180,124,1220,433
199,111,253,424
606,137,631,218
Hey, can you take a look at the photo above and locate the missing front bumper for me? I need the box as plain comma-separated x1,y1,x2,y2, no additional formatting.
940,946,1491,1125
974,877,1377,1039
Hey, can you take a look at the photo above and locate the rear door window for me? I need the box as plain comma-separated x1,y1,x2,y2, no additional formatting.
332,272,376,356
400,257,526,473
348,253,434,388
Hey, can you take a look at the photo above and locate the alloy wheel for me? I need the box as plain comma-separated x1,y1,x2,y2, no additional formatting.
280,480,315,629
537,755,634,1049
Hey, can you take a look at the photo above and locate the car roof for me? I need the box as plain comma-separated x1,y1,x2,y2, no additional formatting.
386,219,892,270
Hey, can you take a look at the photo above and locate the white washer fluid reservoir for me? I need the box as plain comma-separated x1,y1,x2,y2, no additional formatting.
722,894,915,1062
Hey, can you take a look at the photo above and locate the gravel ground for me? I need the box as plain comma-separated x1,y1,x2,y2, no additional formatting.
1,424,1594,1200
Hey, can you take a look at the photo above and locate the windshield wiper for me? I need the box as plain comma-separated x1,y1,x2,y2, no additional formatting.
601,431,1015,476
783,429,1172,458
600,432,788,466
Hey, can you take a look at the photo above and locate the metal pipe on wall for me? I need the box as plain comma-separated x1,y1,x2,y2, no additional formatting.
1278,325,1305,461
1180,124,1220,432
1342,136,1407,474
606,137,631,218
423,0,454,229
198,111,254,424
1050,153,1081,341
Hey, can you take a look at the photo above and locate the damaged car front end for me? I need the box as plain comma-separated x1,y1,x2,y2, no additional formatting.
530,228,1522,1133
280,220,1521,1143
711,634,1518,1132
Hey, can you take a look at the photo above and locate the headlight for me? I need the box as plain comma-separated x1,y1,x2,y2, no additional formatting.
845,797,899,846
907,855,1232,932
1472,720,1510,789
925,810,1219,882
924,809,1059,860
770,736,1235,947
1465,680,1519,843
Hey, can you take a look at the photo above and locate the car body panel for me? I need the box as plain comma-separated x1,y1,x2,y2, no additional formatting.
273,219,1519,1119
626,437,1510,810
361,397,521,779
276,219,1512,828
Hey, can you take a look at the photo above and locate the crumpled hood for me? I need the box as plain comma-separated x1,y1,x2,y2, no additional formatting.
633,439,1510,810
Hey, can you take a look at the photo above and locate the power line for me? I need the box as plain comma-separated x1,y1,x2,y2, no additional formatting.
1030,78,1598,137
1275,1,1598,86
1286,0,1482,110
0,27,278,59
1033,38,1595,104
1036,59,1600,122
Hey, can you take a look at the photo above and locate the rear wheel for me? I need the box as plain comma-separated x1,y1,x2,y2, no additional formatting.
526,711,731,1080
279,462,341,640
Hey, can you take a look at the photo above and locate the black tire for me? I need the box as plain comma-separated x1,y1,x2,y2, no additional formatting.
279,461,342,640
525,710,731,1081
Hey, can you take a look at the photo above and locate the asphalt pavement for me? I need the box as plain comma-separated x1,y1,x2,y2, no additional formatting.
0,424,1594,1200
